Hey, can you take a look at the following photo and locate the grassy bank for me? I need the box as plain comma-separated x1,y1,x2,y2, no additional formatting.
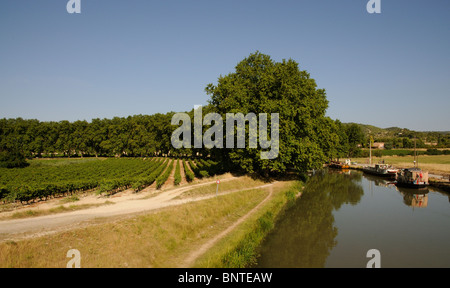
192,181,301,268
0,178,300,268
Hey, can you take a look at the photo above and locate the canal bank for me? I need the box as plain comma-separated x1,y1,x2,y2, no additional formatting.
429,180,450,193
192,180,303,268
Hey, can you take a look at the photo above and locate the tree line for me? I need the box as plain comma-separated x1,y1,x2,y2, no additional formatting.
0,114,175,159
1,52,367,175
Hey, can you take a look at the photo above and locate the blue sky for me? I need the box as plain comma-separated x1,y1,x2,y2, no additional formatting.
0,0,449,131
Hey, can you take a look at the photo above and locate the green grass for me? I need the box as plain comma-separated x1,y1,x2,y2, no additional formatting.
59,195,80,204
380,149,414,156
28,158,106,167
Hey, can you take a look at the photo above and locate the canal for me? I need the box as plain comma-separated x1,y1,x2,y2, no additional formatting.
256,169,450,268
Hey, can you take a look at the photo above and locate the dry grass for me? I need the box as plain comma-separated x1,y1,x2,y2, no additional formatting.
7,201,115,220
0,179,278,268
175,175,269,199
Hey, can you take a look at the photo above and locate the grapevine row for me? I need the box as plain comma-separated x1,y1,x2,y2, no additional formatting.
183,160,194,182
0,157,229,204
131,159,169,192
174,160,181,186
156,160,174,189
0,158,164,203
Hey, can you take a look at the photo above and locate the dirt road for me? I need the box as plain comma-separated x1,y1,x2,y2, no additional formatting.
0,177,275,243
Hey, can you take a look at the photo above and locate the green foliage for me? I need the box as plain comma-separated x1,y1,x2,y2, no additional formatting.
188,159,203,179
0,114,175,159
426,148,450,155
132,159,168,192
380,149,413,156
206,51,337,175
173,160,181,186
0,186,7,200
182,160,195,182
0,158,165,203
156,160,174,189
0,149,29,169
194,160,210,178
200,159,226,176
374,150,383,158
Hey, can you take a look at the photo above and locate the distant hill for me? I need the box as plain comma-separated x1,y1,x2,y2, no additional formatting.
344,123,409,137
345,123,448,136
343,123,450,148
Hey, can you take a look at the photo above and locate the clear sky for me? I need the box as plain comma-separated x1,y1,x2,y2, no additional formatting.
1,0,449,131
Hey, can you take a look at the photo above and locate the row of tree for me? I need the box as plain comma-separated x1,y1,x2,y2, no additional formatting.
1,52,365,175
0,114,175,159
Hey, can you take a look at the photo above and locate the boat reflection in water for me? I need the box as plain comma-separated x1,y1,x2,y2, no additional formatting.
363,173,396,188
396,186,429,208
365,172,429,208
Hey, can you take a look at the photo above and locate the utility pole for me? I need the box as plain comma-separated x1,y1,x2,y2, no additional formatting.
414,136,417,168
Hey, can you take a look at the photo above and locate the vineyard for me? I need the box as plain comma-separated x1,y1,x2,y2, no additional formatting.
0,157,227,204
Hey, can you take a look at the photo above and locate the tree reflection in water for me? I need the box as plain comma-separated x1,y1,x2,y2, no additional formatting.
256,170,364,268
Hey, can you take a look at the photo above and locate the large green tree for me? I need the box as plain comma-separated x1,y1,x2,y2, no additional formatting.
206,52,338,175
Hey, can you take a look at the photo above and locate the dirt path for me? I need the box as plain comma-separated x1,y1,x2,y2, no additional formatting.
0,177,277,243
180,184,275,268
178,159,188,186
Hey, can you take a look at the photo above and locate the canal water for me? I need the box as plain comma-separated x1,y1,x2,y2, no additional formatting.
256,169,450,268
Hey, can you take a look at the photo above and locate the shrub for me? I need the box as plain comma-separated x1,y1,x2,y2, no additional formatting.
0,186,8,201
199,170,209,178
0,150,29,169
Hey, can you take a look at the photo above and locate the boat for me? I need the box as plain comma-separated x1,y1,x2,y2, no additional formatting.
328,161,349,169
362,164,398,179
395,168,429,189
